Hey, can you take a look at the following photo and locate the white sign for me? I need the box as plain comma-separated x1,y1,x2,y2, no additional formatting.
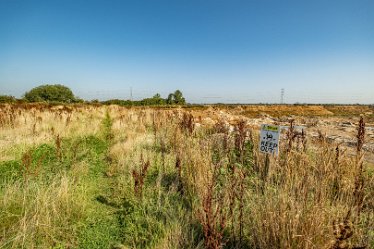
259,124,280,155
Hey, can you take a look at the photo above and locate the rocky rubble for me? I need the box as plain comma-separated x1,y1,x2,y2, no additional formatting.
192,109,374,154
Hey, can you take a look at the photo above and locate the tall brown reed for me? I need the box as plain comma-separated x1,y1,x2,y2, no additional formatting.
132,154,150,198
198,162,228,249
56,134,62,161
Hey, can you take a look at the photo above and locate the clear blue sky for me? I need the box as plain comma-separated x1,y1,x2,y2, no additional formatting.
0,0,373,103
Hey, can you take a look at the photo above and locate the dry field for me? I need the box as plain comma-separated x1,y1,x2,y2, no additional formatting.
0,103,373,249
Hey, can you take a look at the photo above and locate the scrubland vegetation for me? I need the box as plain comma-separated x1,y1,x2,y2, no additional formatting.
0,103,373,249
0,84,186,106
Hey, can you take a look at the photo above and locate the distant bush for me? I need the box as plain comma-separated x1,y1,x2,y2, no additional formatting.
0,95,16,103
141,93,167,105
24,84,76,103
102,99,133,106
74,98,84,103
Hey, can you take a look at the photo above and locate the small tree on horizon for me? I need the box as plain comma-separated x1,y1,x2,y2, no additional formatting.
173,90,186,104
167,93,174,104
166,90,186,105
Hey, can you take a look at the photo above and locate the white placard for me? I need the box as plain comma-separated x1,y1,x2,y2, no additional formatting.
259,124,280,155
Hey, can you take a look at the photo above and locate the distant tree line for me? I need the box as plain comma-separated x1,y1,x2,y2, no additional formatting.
101,90,186,106
0,84,187,106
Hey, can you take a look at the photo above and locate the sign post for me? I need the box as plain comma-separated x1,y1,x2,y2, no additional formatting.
259,124,280,155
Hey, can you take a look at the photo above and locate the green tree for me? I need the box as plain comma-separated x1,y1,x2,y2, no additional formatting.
152,93,165,105
24,84,76,103
141,93,166,105
165,90,186,105
166,93,174,104
173,90,186,104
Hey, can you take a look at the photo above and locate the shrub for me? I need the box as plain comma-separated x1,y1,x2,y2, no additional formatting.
24,84,76,103
0,95,16,103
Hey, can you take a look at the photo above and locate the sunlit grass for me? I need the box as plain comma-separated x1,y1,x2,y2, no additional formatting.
0,104,372,248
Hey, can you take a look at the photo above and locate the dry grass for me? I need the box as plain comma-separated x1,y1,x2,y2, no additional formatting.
0,174,87,248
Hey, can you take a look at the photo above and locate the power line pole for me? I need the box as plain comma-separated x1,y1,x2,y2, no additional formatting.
280,88,285,104
130,87,133,101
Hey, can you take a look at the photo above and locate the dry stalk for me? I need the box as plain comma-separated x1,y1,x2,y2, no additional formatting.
234,120,247,163
32,122,37,134
353,117,365,218
198,163,227,249
333,143,343,200
286,119,296,153
132,154,150,198
214,119,229,134
56,134,62,161
238,169,246,247
175,153,184,195
21,150,45,183
180,112,195,135
21,151,33,183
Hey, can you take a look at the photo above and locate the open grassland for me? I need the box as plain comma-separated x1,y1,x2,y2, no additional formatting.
0,104,373,249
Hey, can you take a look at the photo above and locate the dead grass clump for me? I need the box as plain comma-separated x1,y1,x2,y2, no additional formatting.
180,112,195,135
328,211,366,249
